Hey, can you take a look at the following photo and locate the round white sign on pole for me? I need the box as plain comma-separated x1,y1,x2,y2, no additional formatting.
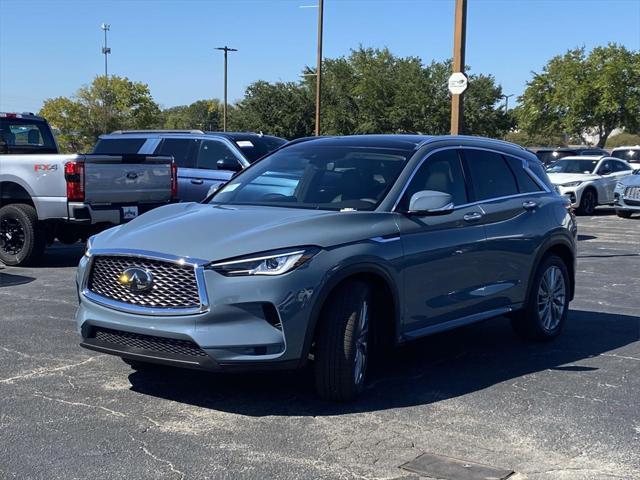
448,72,468,95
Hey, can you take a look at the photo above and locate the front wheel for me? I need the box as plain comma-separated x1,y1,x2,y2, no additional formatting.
576,189,597,215
314,280,371,401
511,255,570,341
0,204,45,266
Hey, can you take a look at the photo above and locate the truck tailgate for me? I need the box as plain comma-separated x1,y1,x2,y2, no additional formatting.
83,155,173,204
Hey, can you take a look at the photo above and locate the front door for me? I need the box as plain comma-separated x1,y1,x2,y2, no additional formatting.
397,148,488,333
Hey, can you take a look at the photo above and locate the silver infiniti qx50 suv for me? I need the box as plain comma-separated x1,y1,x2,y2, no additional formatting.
76,135,577,401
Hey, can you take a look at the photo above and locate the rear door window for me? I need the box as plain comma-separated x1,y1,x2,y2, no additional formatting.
156,138,198,168
463,149,518,201
0,118,56,150
93,138,146,154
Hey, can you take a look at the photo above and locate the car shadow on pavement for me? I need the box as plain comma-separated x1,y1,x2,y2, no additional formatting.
127,309,639,416
0,271,36,287
33,243,84,268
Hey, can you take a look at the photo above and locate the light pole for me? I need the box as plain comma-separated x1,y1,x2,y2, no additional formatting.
450,0,467,135
101,23,111,78
501,94,514,112
215,46,237,132
315,0,324,136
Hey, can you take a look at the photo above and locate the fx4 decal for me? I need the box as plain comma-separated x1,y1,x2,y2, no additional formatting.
34,164,58,172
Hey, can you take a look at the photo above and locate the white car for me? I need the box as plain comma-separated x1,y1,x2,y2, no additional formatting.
610,145,640,169
546,156,634,215
614,170,640,218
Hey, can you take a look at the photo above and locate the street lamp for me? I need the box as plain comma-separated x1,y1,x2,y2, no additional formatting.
501,94,514,112
215,46,238,132
101,23,111,78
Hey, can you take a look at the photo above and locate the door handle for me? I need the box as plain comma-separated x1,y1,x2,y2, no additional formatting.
522,200,538,210
463,212,483,222
190,179,204,185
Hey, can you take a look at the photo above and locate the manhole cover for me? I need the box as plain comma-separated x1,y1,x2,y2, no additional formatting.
400,453,514,480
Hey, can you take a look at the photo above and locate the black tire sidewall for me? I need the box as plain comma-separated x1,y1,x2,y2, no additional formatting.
579,189,596,215
0,204,40,266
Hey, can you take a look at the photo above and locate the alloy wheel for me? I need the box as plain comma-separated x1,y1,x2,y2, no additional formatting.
353,300,369,385
0,217,26,255
537,266,566,331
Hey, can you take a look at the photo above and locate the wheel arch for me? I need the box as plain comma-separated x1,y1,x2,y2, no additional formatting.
526,236,576,304
0,180,35,208
301,262,401,364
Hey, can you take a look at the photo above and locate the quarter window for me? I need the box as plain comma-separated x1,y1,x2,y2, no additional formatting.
463,149,518,201
505,156,542,193
399,149,467,210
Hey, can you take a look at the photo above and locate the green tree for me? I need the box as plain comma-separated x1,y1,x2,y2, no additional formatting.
517,44,640,147
163,99,223,131
39,76,161,152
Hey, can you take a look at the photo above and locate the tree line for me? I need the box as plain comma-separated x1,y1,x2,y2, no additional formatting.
40,44,639,153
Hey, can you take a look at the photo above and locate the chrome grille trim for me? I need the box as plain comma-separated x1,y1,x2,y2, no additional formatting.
81,249,210,316
624,186,640,200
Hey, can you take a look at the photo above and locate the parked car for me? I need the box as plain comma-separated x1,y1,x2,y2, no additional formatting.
610,146,640,169
546,156,634,215
93,130,287,202
534,147,608,166
76,135,576,401
0,113,176,266
613,169,640,218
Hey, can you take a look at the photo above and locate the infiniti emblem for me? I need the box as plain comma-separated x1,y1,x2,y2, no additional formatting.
118,267,154,293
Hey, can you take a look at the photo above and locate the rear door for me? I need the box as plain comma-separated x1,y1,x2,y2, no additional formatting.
155,138,200,202
461,149,546,308
397,148,489,333
595,159,618,203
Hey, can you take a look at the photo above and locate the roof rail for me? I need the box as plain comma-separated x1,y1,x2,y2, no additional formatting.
110,129,205,135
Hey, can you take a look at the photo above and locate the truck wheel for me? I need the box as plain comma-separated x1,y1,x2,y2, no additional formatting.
616,210,633,219
0,204,45,266
576,189,597,215
511,255,570,341
314,280,371,401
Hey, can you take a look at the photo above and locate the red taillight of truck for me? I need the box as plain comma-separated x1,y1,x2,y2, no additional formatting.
64,161,85,202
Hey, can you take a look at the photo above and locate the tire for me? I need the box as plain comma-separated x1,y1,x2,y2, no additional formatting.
511,255,570,341
616,210,633,219
314,280,371,401
576,189,597,215
0,204,45,266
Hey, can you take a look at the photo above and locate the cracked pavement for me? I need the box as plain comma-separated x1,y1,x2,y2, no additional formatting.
1,211,639,479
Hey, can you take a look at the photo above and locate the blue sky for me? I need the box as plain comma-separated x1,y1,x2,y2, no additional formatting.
1,0,639,113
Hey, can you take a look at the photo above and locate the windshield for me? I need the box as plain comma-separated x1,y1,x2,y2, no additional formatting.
546,159,598,174
209,143,412,211
611,149,639,162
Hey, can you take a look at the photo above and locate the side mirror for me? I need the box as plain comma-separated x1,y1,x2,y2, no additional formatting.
408,190,454,216
216,158,242,172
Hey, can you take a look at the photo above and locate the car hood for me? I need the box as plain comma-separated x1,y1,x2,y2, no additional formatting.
619,173,640,187
92,202,399,262
547,173,599,185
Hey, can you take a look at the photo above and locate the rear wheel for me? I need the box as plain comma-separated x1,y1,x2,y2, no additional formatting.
314,280,371,401
0,204,45,266
511,255,570,341
616,210,633,219
576,189,597,215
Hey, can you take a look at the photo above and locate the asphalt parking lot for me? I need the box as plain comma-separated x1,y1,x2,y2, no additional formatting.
1,210,638,480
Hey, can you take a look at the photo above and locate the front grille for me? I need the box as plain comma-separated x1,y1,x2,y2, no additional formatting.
93,327,207,357
624,186,640,200
88,255,201,309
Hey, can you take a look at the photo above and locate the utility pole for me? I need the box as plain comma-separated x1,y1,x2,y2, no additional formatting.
101,23,111,78
215,46,237,132
449,0,467,135
315,0,324,136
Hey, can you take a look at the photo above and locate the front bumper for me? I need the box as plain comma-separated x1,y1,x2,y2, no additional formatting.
556,185,581,207
75,250,325,372
614,186,640,212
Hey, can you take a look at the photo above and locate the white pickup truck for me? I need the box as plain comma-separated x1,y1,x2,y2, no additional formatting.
0,113,176,266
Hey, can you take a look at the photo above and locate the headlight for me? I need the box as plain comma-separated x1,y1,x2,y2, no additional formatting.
561,181,583,187
83,236,95,258
207,247,319,276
